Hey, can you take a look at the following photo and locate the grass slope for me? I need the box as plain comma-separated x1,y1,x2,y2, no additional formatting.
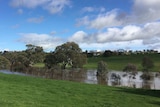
0,73,160,107
84,54,160,71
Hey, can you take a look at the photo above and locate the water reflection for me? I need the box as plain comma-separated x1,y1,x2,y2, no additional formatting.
85,70,160,90
0,69,160,90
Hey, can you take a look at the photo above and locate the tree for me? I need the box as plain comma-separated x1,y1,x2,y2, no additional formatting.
103,50,113,57
123,63,137,75
45,42,87,69
25,44,45,64
141,56,154,80
44,53,58,69
2,51,30,71
142,56,154,72
97,61,108,76
0,56,11,69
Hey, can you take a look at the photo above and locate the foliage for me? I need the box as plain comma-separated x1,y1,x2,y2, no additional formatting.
44,53,59,69
0,73,160,107
123,63,137,75
140,72,154,80
97,61,108,76
2,51,30,71
1,44,45,71
45,42,87,69
25,44,45,64
142,56,154,72
103,50,113,57
0,56,10,69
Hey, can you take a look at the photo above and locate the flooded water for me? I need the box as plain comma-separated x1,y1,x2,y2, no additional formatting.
0,69,160,90
86,70,160,90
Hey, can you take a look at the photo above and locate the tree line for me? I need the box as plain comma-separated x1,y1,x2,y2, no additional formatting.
0,42,155,76
0,42,87,71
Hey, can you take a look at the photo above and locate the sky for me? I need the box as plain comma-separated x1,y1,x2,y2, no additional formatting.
1,0,160,52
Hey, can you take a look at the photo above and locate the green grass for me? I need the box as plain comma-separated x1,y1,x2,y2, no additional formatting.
0,73,160,107
34,53,160,71
33,63,45,68
84,54,160,71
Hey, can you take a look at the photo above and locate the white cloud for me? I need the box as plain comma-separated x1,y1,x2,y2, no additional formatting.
10,0,47,8
81,6,106,13
77,9,126,29
44,0,70,14
81,6,105,13
69,31,87,43
132,0,160,23
18,33,63,50
77,0,160,29
76,40,146,51
10,0,71,14
81,7,94,13
27,16,44,23
70,21,160,50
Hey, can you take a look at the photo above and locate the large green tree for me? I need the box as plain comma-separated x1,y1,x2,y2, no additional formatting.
25,44,45,64
0,56,11,69
45,42,87,69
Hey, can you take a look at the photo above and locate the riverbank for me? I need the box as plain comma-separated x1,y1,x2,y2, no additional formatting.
0,72,160,107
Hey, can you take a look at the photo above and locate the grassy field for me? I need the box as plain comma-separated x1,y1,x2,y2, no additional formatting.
84,53,160,71
33,53,160,71
0,73,160,107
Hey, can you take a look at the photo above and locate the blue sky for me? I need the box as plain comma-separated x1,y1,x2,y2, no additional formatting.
1,0,160,51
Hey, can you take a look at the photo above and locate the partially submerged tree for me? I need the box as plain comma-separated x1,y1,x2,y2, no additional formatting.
97,61,108,77
141,56,154,80
123,63,137,75
142,56,154,72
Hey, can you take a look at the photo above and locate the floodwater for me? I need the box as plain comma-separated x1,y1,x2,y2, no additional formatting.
0,69,160,90
86,70,160,90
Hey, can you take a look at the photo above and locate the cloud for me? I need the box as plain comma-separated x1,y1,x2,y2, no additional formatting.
10,0,71,14
70,22,160,50
81,7,105,13
10,0,46,8
69,31,87,43
18,33,63,50
77,9,126,29
27,16,44,23
132,0,160,23
17,8,23,14
77,0,160,29
81,7,94,13
44,0,71,14
74,40,146,51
